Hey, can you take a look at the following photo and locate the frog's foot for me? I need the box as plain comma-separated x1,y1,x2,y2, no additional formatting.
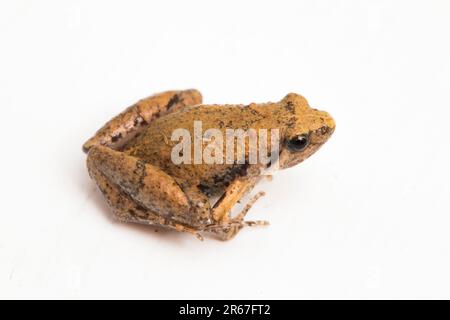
121,214,204,241
173,223,204,241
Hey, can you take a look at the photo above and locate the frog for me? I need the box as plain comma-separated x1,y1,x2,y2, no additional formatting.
82,89,335,240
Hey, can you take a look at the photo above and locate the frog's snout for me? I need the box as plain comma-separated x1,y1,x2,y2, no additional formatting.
315,125,334,137
320,110,335,131
310,109,335,143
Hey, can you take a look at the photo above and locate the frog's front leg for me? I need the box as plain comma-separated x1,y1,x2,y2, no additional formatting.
206,177,268,240
87,145,211,231
83,89,202,153
212,177,256,222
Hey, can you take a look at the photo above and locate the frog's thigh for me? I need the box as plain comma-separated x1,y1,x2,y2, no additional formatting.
87,160,202,238
87,145,191,219
83,89,202,152
87,158,165,224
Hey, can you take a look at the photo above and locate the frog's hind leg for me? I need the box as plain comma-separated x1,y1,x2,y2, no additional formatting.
90,166,203,240
83,89,202,153
87,146,206,238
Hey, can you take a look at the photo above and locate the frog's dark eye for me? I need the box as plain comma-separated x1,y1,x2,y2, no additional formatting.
286,134,310,152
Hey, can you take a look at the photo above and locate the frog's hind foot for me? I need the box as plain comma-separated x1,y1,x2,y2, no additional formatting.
174,223,204,241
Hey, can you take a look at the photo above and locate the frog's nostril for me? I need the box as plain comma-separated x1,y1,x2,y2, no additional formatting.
318,126,329,135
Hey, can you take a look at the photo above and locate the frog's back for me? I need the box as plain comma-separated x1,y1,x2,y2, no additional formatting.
123,103,279,193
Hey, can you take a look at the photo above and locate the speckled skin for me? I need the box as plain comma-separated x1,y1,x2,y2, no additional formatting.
83,90,335,240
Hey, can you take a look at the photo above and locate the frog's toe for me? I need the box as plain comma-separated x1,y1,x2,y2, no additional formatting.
244,220,270,227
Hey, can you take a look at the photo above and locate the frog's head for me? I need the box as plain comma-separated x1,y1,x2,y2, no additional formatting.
278,93,335,169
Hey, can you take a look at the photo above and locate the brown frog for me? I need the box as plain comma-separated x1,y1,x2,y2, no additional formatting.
83,89,335,240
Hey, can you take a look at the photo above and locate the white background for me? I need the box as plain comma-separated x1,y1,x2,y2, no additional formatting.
1,0,449,299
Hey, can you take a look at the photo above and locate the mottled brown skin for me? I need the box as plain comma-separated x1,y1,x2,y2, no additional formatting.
83,90,335,240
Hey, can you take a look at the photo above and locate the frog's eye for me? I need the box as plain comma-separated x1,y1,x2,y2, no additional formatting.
286,134,310,152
